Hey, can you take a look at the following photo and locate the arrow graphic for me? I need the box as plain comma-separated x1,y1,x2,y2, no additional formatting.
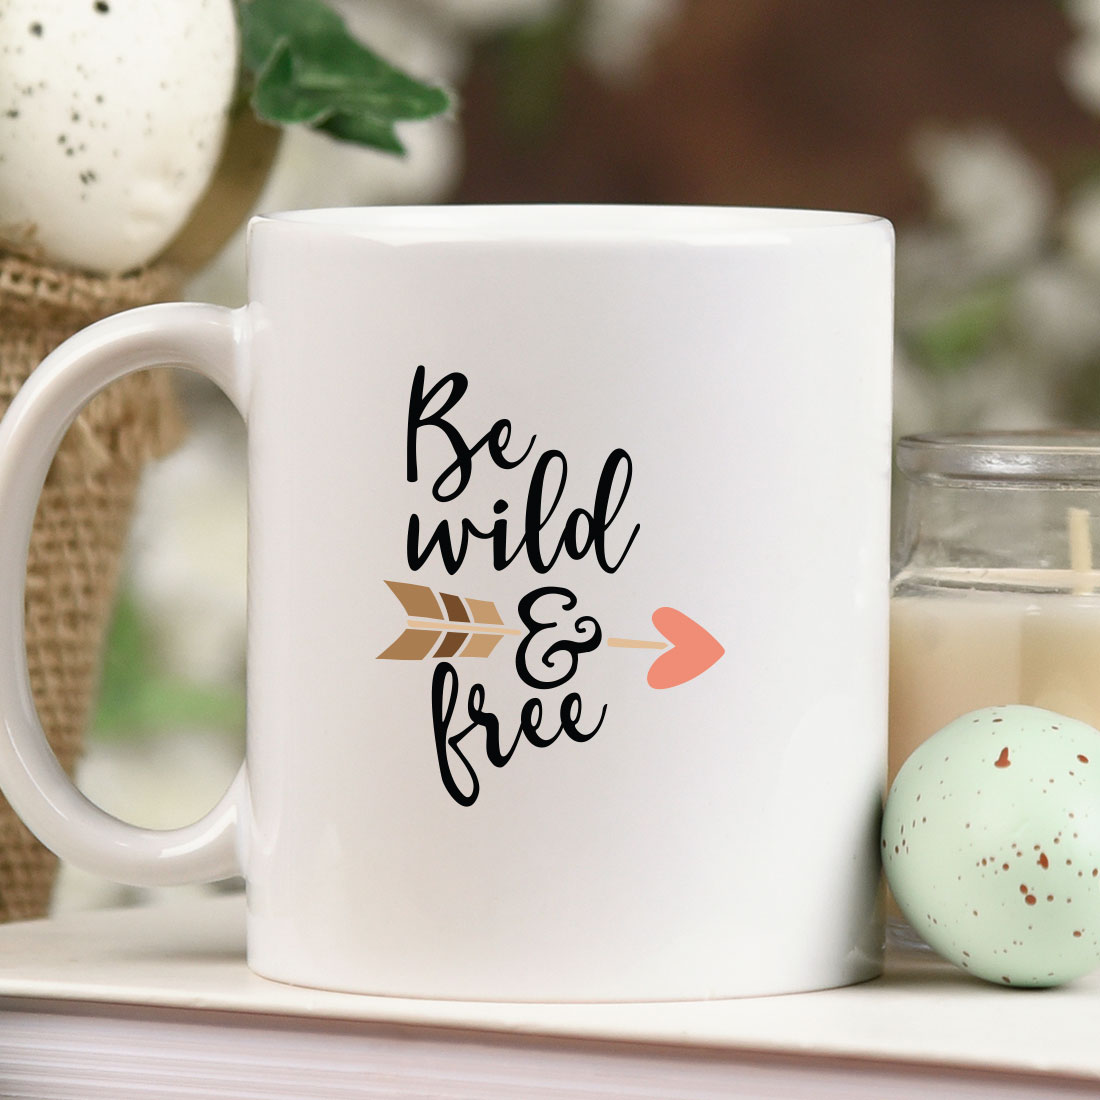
377,581,724,688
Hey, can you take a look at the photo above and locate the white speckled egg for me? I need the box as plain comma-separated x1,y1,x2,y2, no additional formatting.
884,705,1100,987
0,0,237,274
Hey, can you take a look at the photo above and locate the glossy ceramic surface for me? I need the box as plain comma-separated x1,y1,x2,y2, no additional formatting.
0,206,893,1000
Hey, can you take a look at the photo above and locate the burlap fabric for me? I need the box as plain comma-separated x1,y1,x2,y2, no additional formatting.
0,252,186,921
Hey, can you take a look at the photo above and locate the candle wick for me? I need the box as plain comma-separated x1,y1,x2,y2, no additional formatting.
1068,506,1094,594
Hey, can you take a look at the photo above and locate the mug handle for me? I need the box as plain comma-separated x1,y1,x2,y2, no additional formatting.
0,301,248,886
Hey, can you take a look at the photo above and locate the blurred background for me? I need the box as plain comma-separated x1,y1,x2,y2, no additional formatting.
55,0,1100,908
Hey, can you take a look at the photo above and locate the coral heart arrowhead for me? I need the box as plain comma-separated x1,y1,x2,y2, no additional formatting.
646,607,724,690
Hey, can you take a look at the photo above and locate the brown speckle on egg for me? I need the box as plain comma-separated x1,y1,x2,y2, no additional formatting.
884,705,1100,986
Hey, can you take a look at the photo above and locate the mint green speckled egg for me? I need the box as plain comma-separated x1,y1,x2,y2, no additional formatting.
883,705,1100,987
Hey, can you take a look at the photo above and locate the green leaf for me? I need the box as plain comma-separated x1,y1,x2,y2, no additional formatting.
902,281,1014,376
238,0,346,72
237,0,451,155
92,592,245,742
493,0,585,140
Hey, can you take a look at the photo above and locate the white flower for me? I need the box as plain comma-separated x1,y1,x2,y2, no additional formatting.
126,409,247,686
1062,0,1100,113
911,128,1052,275
331,0,468,83
896,225,984,320
265,121,461,213
892,349,940,440
1064,34,1100,112
1065,0,1100,30
923,354,1059,433
579,0,680,81
413,0,562,33
1063,185,1100,274
1012,259,1100,366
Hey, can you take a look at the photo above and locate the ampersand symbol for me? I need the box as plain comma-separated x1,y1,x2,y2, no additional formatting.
515,587,602,689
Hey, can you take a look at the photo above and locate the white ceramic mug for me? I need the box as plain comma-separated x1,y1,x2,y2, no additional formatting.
0,206,893,1001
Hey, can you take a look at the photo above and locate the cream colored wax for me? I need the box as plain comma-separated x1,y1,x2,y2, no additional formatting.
889,588,1100,788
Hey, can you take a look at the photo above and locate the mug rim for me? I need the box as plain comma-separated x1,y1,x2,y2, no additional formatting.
249,204,888,243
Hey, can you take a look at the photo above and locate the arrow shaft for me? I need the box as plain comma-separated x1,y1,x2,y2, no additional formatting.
405,619,667,649
407,618,523,637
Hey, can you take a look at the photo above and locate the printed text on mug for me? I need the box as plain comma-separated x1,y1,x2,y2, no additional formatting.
406,365,638,806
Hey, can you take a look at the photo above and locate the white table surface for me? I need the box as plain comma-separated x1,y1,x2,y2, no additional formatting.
0,895,1096,1080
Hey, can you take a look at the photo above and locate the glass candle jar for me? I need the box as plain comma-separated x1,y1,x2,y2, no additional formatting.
890,431,1100,788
